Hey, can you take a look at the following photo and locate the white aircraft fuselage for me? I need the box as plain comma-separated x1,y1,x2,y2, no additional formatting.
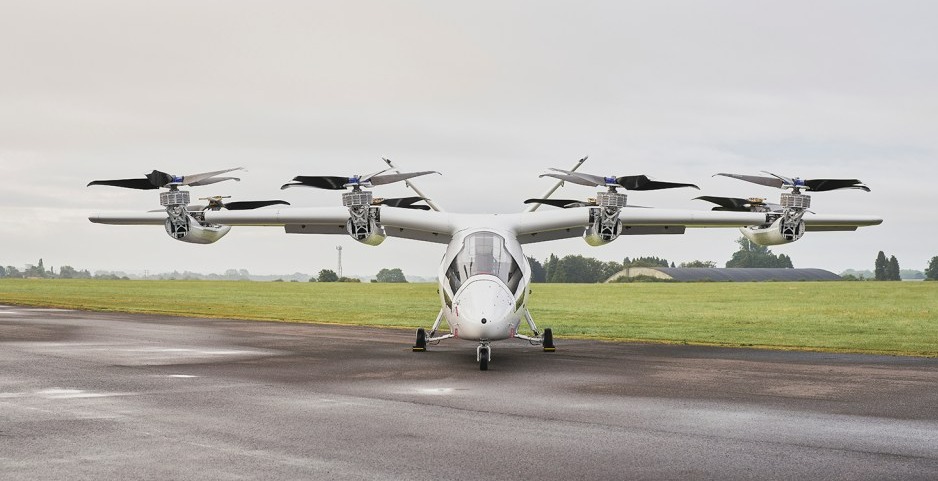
437,226,530,343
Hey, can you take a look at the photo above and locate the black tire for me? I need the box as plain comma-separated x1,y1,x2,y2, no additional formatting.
543,328,555,352
480,350,489,371
412,328,427,352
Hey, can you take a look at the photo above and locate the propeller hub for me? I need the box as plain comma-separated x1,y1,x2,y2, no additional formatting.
780,192,811,210
342,190,373,208
596,191,628,209
160,190,190,207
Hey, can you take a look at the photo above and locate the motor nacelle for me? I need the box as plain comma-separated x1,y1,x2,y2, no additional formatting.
740,216,805,246
583,207,622,246
346,206,387,246
164,214,231,244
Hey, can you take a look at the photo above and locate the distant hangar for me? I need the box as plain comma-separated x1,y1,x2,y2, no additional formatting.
607,267,842,282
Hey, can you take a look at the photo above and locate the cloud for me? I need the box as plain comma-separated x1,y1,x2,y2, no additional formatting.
1,1,935,275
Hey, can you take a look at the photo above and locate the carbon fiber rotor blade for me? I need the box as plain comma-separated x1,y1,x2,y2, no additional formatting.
523,198,592,208
617,175,699,191
87,177,160,189
223,200,291,210
146,170,176,187
281,176,350,190
804,178,870,192
375,196,429,209
694,196,759,211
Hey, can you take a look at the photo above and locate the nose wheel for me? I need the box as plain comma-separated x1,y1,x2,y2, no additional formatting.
477,343,491,371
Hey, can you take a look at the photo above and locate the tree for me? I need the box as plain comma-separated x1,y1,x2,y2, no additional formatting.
527,256,546,283
887,255,901,281
375,268,407,283
5,266,21,278
59,266,79,279
317,269,339,282
725,237,794,268
543,254,559,282
680,260,716,268
874,251,888,281
926,256,938,281
623,256,670,268
545,255,621,283
0,265,5,277
24,258,49,278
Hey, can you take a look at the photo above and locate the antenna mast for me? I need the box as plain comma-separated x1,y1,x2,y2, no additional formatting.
336,245,343,279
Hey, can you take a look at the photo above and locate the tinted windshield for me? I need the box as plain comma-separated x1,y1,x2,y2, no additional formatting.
446,232,523,294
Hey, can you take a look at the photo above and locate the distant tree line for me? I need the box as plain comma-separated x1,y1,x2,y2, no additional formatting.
0,259,123,280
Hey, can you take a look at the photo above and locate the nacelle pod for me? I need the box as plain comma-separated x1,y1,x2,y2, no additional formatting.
346,206,387,246
583,207,622,246
740,217,805,246
164,215,231,244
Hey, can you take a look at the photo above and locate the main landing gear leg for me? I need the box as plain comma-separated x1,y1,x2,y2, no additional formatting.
477,342,491,371
427,309,445,339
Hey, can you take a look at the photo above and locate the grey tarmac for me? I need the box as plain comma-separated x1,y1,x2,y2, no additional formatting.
1,304,937,480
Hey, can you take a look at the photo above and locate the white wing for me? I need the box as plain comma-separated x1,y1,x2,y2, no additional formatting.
90,206,882,245
509,208,882,244
203,206,458,244
802,213,884,231
90,212,169,225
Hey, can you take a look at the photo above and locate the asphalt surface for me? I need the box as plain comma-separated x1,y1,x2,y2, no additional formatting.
2,304,937,480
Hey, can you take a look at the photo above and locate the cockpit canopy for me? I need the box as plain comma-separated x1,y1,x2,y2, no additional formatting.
446,232,523,295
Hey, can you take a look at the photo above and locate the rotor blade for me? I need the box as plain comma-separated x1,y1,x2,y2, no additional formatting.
526,156,588,212
368,171,440,186
281,176,350,190
617,175,699,191
146,170,176,187
543,168,609,187
223,200,291,210
695,196,781,212
523,198,591,208
360,168,391,183
180,167,244,186
87,177,160,189
189,176,241,187
760,171,796,186
375,196,428,209
694,196,757,211
804,178,871,192
715,173,785,189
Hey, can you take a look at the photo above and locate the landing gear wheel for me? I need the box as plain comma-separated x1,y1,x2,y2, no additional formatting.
412,328,427,352
479,347,489,371
543,328,555,352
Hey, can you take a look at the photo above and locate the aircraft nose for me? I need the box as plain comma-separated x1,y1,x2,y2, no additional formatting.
454,278,515,337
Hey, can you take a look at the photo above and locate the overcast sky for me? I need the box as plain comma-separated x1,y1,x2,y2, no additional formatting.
1,0,935,278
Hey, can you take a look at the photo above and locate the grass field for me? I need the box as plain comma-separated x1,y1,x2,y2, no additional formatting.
1,279,936,356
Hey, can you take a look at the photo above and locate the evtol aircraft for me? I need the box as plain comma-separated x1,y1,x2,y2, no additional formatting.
88,158,882,370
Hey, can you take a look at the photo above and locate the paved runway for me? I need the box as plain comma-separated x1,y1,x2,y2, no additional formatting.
2,304,937,480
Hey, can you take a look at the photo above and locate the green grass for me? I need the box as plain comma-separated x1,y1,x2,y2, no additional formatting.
1,279,936,356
